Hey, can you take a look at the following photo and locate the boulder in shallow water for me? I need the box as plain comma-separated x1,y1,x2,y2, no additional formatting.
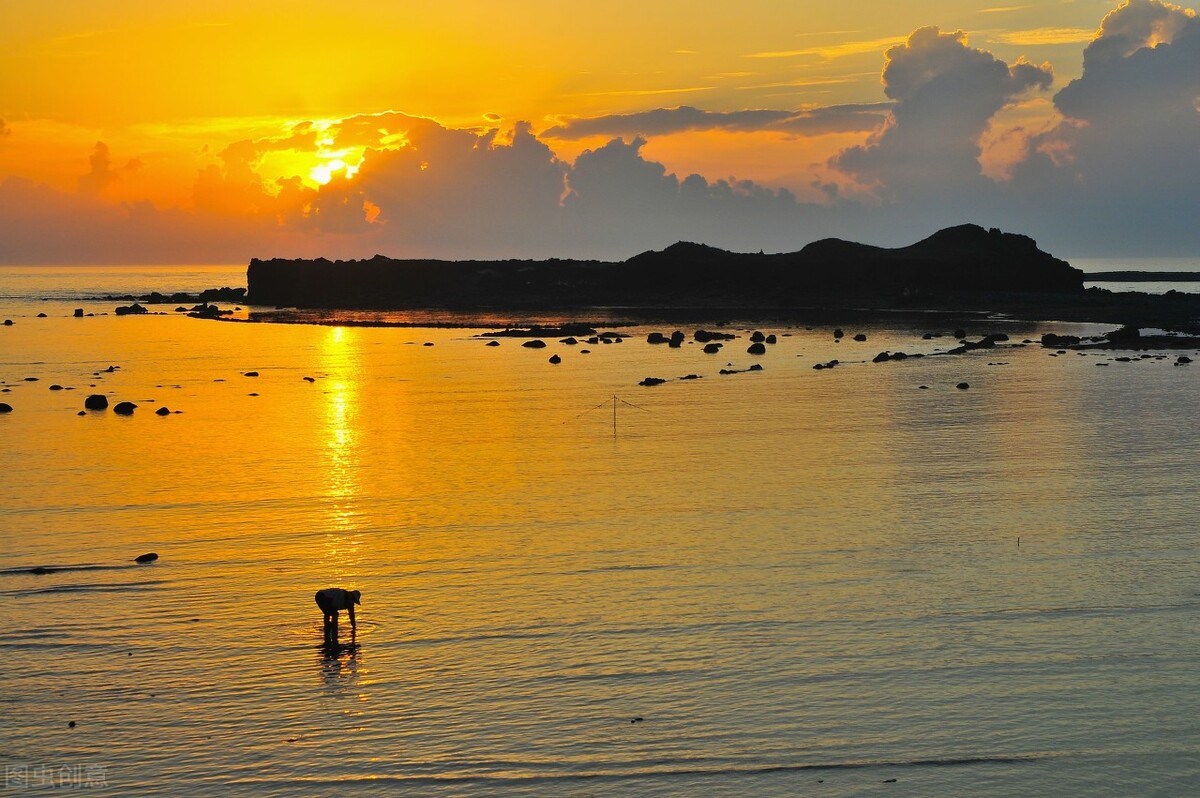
747,342,766,355
485,340,500,347
156,406,171,416
113,401,137,415
522,339,547,348
750,331,765,343
37,312,47,318
84,394,108,411
134,552,158,563
956,382,970,390
703,343,722,354
833,328,844,339
548,354,561,364
74,308,84,317
0,403,11,413
639,377,667,386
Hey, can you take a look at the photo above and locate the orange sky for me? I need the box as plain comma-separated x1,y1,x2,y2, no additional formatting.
1,1,1197,261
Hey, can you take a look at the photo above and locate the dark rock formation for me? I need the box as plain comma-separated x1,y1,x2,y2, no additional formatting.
37,312,47,318
647,332,669,344
134,552,158,563
695,330,736,342
74,308,84,317
834,328,844,339
113,401,137,415
486,340,500,346
1041,333,1081,348
957,382,970,390
522,340,547,348
84,394,108,410
703,343,722,353
156,406,171,416
853,333,867,341
0,403,11,413
548,354,561,364
49,384,63,391
765,334,777,344
639,377,667,386
246,224,1084,311
114,303,148,316
747,342,766,355
243,371,259,377
750,331,765,343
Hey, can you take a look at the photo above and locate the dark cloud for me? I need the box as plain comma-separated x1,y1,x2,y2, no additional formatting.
1006,0,1200,253
832,27,1052,200
77,142,117,195
542,104,890,139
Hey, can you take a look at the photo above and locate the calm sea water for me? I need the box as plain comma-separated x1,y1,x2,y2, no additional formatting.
2,266,1199,796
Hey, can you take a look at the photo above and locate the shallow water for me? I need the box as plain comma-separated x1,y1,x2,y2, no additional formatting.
2,268,1200,796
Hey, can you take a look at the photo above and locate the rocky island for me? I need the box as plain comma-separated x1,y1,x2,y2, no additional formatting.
246,224,1200,329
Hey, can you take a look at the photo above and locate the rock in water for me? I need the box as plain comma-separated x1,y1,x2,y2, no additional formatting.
0,403,12,413
956,382,970,390
155,406,171,416
639,377,667,386
134,552,158,563
703,343,722,354
548,354,561,364
853,333,867,342
74,308,84,317
747,342,766,355
113,401,137,415
522,340,547,348
84,394,109,410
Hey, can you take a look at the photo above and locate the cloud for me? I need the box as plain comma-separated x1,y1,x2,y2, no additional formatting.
76,141,140,196
747,36,907,60
990,27,1097,45
1006,0,1200,252
0,118,9,138
832,26,1052,199
542,104,890,139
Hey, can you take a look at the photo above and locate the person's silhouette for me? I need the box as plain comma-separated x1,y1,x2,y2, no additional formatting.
314,587,360,642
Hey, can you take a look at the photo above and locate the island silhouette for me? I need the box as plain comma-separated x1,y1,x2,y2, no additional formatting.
245,224,1200,329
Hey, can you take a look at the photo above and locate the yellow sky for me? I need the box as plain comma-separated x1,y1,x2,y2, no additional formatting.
0,1,1101,197
7,1,1196,262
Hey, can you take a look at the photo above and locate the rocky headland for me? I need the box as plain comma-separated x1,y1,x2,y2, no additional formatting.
243,224,1200,330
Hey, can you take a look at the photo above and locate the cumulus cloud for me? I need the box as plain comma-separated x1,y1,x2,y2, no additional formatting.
541,104,890,139
1008,0,1200,252
8,3,1200,264
833,27,1053,199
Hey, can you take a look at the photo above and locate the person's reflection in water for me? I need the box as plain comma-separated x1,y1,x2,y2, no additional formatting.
318,639,360,692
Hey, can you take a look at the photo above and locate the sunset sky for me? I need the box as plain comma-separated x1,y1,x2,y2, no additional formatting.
1,0,1197,263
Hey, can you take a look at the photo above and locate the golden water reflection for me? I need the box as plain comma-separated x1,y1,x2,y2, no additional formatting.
321,326,364,573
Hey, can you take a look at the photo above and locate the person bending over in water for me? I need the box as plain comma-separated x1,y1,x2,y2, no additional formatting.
315,587,360,642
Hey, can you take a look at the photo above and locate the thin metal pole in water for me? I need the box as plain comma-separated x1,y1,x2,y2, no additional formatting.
613,395,618,438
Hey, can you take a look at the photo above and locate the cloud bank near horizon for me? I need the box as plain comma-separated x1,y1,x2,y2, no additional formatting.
1,0,1197,264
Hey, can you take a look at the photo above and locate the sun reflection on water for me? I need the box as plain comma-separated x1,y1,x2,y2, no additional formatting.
320,326,365,572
